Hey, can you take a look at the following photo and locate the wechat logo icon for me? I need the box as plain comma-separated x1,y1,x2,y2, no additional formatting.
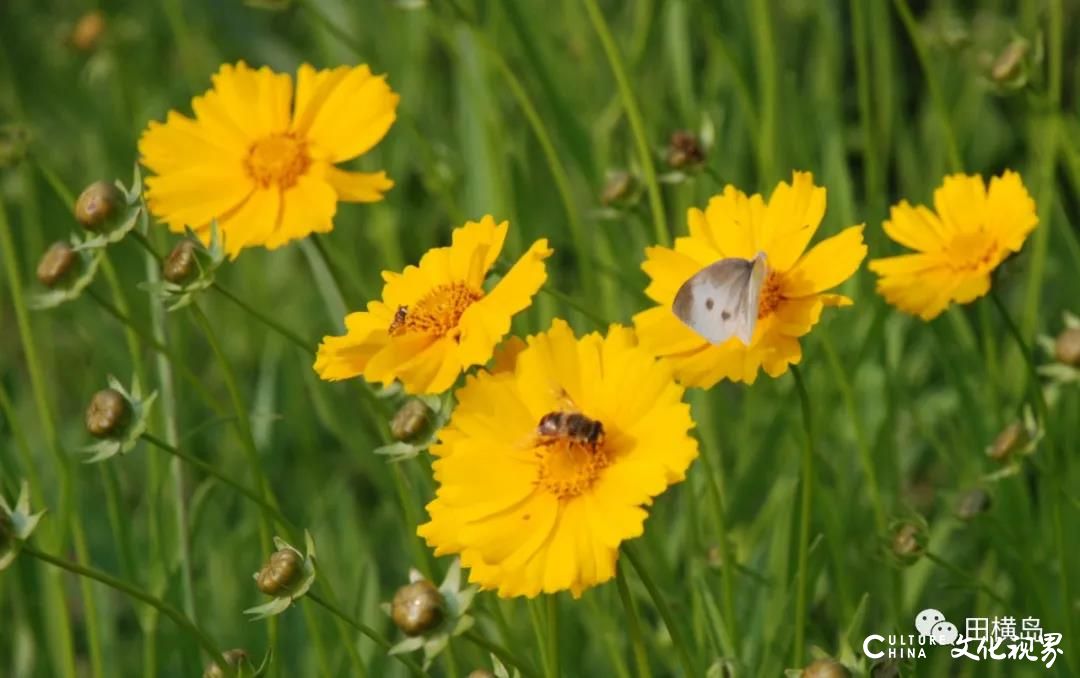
916,609,959,645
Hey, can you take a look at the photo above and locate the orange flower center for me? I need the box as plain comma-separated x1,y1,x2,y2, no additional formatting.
244,133,311,189
534,437,611,500
390,281,484,339
944,231,1000,273
757,271,785,319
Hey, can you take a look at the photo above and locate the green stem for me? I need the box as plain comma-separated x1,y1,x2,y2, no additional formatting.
623,545,697,678
212,283,314,354
615,566,652,678
546,595,560,678
22,545,230,675
693,432,739,653
538,285,606,328
0,193,78,678
463,630,538,678
305,591,428,678
849,0,880,214
527,598,555,678
988,289,1049,426
140,433,297,533
297,0,366,55
892,0,961,171
924,552,1007,607
749,0,777,183
581,0,669,247
790,364,815,667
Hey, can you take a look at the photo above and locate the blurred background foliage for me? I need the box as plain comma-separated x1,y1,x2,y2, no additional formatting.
1,0,1079,676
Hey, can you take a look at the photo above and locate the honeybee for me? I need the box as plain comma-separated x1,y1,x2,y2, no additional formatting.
535,411,605,451
388,305,408,335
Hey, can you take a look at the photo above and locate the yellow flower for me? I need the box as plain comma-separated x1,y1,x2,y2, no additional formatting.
417,320,698,597
139,61,398,257
633,171,867,387
314,216,552,395
869,171,1037,320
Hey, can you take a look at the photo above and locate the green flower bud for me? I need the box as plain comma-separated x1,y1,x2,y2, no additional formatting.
987,421,1028,462
36,241,80,288
391,579,444,636
391,398,431,442
601,170,640,207
889,521,926,565
85,388,131,438
802,658,851,678
1053,327,1080,367
991,40,1028,84
955,488,992,521
256,548,305,595
163,240,198,284
202,648,249,678
665,130,705,170
75,181,123,231
70,10,106,53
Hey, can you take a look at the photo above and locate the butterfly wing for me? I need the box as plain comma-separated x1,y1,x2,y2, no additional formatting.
672,257,755,345
737,252,768,345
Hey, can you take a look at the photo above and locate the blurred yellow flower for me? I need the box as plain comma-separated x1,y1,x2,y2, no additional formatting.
314,217,551,395
869,171,1037,320
139,61,398,257
418,320,697,597
633,171,866,387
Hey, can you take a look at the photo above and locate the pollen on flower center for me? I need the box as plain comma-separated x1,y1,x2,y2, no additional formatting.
392,281,484,338
944,231,1000,272
534,438,611,500
244,133,311,189
757,271,784,319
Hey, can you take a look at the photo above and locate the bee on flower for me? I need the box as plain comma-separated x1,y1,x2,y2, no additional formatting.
418,320,698,597
314,216,552,395
869,171,1037,320
138,61,399,257
633,171,867,387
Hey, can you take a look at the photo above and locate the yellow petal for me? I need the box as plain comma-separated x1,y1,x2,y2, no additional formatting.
689,186,766,260
985,170,1038,252
143,166,253,235
210,62,293,138
449,216,509,287
264,173,338,249
313,304,393,381
933,173,988,234
641,244,707,304
292,64,399,163
139,112,245,175
782,225,867,297
883,201,949,253
760,171,827,271
323,164,393,203
219,187,281,258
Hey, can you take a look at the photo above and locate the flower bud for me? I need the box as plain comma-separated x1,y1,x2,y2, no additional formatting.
70,10,106,53
256,548,305,595
163,240,198,284
955,488,991,521
85,388,131,438
36,241,80,288
802,658,851,678
391,579,444,636
75,181,123,231
987,421,1028,462
991,40,1028,84
889,521,926,565
1053,327,1080,367
391,399,430,442
601,170,639,207
202,648,248,678
665,130,705,170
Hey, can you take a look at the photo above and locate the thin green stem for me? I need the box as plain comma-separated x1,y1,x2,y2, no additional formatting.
988,289,1049,426
538,285,606,328
623,545,697,678
528,598,555,678
581,0,669,247
749,0,777,183
463,630,538,678
850,0,880,214
790,364,815,667
297,0,366,55
306,591,428,677
546,595,560,678
140,433,297,533
892,0,961,171
693,432,739,653
924,552,1007,607
211,283,314,354
22,545,230,675
615,566,652,678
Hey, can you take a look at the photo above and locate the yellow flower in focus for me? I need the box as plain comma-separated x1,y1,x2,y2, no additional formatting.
417,320,698,597
633,171,867,387
869,171,1037,320
139,61,399,257
314,216,552,395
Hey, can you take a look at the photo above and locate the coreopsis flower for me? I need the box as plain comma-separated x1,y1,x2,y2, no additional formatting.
81,375,157,463
633,171,867,387
138,61,399,257
869,171,1037,320
244,532,317,620
418,320,698,597
314,216,552,395
384,560,476,668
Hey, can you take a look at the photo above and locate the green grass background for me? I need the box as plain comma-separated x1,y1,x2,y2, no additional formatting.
1,0,1079,676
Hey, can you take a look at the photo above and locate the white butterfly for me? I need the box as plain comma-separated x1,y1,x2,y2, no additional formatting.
671,252,767,346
